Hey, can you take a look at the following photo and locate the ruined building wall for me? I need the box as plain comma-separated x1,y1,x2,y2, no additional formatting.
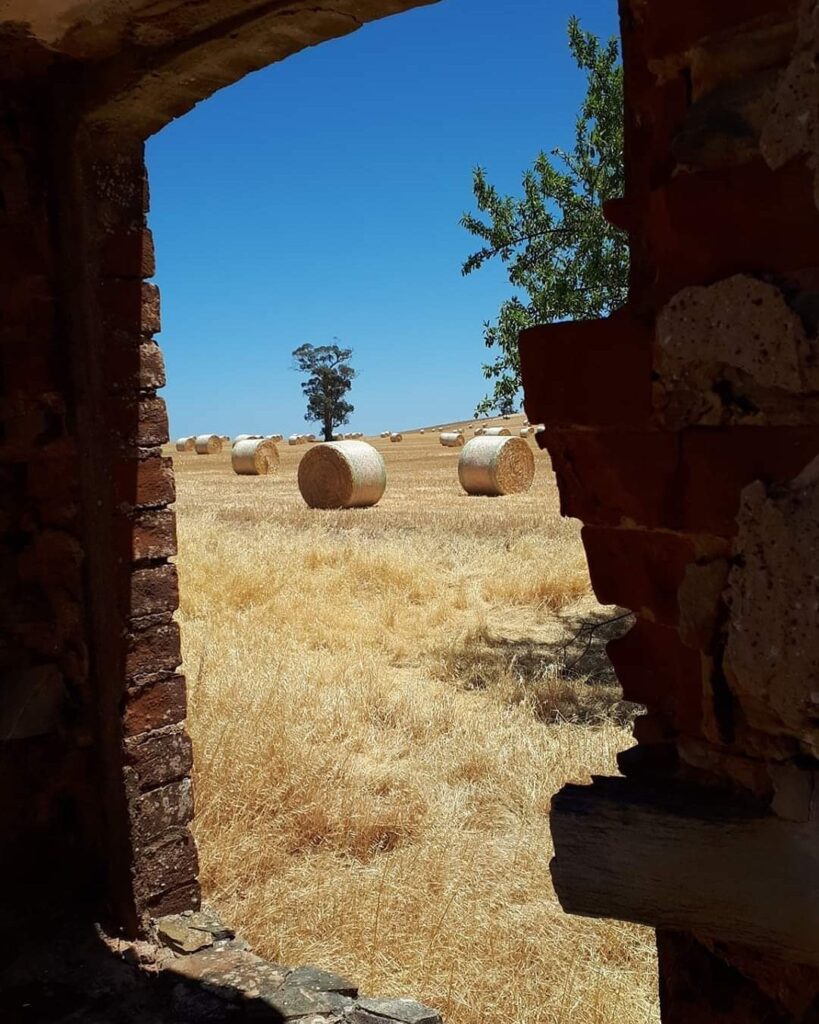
523,0,819,1018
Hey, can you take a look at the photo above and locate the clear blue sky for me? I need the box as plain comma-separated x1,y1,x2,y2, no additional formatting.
148,0,618,438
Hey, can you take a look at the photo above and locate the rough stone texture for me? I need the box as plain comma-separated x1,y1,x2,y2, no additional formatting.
723,459,819,752
655,275,819,427
521,0,819,1017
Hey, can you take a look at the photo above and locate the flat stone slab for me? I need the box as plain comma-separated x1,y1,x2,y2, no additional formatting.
157,907,237,954
170,949,290,1000
285,965,358,997
272,987,355,1019
351,998,442,1024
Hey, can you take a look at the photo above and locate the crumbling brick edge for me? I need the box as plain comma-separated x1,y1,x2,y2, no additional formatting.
106,905,443,1023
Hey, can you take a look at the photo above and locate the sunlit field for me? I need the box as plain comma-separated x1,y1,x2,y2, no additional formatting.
170,416,658,1024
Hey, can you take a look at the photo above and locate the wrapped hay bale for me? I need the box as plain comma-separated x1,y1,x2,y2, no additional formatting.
458,435,535,496
175,436,195,452
389,432,403,442
298,440,386,509
232,438,280,476
440,431,465,447
483,426,511,437
195,434,222,454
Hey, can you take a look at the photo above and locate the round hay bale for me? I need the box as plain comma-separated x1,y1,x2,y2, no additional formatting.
533,423,546,434
483,426,511,437
305,433,317,442
175,436,195,452
288,434,303,446
195,434,222,454
232,438,280,476
265,434,284,443
458,436,535,496
440,431,465,447
502,414,511,420
389,432,403,442
519,426,533,437
333,433,345,441
380,430,390,438
234,434,262,443
298,440,386,509
419,429,425,434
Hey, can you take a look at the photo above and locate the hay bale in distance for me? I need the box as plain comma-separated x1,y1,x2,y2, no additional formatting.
234,433,262,443
175,436,195,452
458,435,535,496
440,431,465,447
519,426,533,437
266,434,284,443
298,440,387,509
419,429,425,434
195,434,222,454
232,438,280,476
288,434,303,446
483,426,511,437
380,430,390,438
389,432,403,442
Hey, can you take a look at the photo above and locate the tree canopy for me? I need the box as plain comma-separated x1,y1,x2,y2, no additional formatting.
461,17,628,416
292,342,356,442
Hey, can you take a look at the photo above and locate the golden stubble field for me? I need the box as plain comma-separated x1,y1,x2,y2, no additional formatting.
170,416,659,1024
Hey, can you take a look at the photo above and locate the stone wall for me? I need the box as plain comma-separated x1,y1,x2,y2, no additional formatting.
523,0,819,1017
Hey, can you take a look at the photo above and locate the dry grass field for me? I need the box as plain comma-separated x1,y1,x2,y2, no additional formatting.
170,416,659,1024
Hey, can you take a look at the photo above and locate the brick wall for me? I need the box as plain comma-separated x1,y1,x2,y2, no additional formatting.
528,0,819,1016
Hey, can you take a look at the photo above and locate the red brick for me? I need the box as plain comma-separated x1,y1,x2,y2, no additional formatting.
681,427,819,535
99,227,155,279
108,395,169,448
131,778,194,844
632,0,797,61
104,336,166,394
115,453,175,509
127,506,177,562
519,310,653,429
582,526,698,625
123,674,187,737
100,280,160,336
542,428,680,528
643,160,819,303
147,879,201,917
132,827,199,905
607,618,705,734
124,725,193,791
125,617,181,681
129,562,178,618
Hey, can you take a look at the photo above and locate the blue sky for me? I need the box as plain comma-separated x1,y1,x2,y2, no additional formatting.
148,0,619,438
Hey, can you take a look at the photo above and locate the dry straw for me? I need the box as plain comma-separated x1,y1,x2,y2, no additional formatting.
390,432,403,443
195,434,222,454
483,426,511,437
440,431,465,447
298,440,387,509
232,438,280,476
175,436,195,452
458,435,535,496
